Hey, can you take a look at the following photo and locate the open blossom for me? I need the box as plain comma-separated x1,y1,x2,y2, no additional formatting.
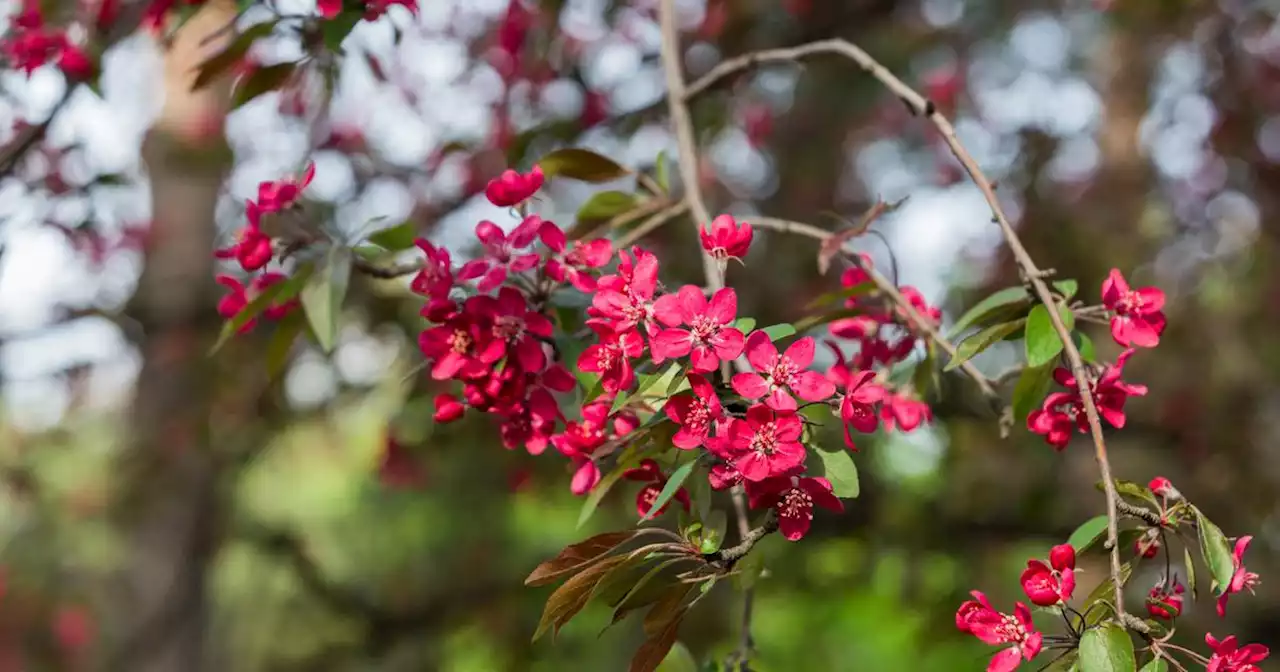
1102,268,1166,348
664,374,724,450
651,286,745,372
732,332,835,411
700,214,753,261
726,405,806,481
624,459,690,518
827,360,881,451
539,221,613,292
410,239,454,299
468,286,554,373
879,390,932,432
256,162,314,214
215,204,274,271
591,247,659,332
485,165,544,207
1217,535,1260,617
955,592,1042,672
1147,579,1184,620
1206,633,1269,672
418,314,488,381
749,475,842,541
1,11,94,80
1028,349,1147,450
577,323,644,394
1020,544,1076,606
458,217,542,292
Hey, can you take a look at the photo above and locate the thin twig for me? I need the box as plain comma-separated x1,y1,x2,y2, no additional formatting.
752,216,1002,409
614,200,690,248
657,0,758,662
687,36,1135,626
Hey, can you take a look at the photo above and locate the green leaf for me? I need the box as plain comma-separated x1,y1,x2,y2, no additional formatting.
1082,562,1132,626
1194,509,1235,595
655,151,669,193
614,362,685,413
1138,659,1168,672
577,190,638,221
300,248,352,354
1183,545,1197,598
1074,331,1097,363
321,11,362,52
697,509,727,554
1079,623,1136,672
1068,515,1110,554
655,641,698,672
538,148,631,182
948,286,1031,338
641,460,696,521
1112,480,1160,507
1042,652,1080,672
760,323,797,341
810,446,859,498
265,311,305,380
732,317,757,334
191,19,278,91
1054,279,1079,300
1011,362,1054,424
211,263,315,353
232,62,297,110
367,220,417,251
1025,303,1076,368
946,320,1025,371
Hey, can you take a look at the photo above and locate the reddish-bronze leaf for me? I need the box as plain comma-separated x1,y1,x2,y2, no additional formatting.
525,530,638,586
630,607,686,672
532,555,627,641
642,583,696,637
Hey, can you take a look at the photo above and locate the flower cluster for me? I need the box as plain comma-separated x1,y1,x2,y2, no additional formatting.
1,3,93,80
210,164,318,329
955,591,1042,672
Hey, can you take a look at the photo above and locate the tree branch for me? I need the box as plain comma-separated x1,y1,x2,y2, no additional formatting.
676,37,1135,624
703,511,778,570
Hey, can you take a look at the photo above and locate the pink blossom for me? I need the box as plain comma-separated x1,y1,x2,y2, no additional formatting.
1216,536,1260,617
255,162,314,213
591,247,659,331
732,332,835,411
955,592,1043,672
468,286,554,373
410,238,454,299
1019,544,1076,606
664,374,724,450
725,405,806,482
214,202,274,271
651,286,745,372
749,475,842,541
1206,633,1269,672
433,393,465,423
700,214,753,261
577,324,644,395
623,459,690,518
540,220,613,292
1102,268,1166,348
457,217,542,292
484,165,544,207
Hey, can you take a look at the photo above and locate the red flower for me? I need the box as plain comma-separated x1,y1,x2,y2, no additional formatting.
1149,476,1181,501
484,164,544,207
433,393,465,423
457,217,542,293
1028,349,1147,449
1102,268,1166,348
1217,536,1260,617
1206,633,1269,672
651,286,745,372
827,362,881,451
726,405,806,482
577,324,644,395
1020,544,1076,606
468,286,554,373
664,374,724,450
591,247,659,331
955,592,1043,672
700,214,753,261
732,332,835,411
623,459,690,518
317,0,341,17
215,202,274,271
256,162,314,214
540,220,612,292
880,390,932,432
1146,579,1184,620
749,475,843,541
214,273,296,333
410,238,453,299
418,316,488,381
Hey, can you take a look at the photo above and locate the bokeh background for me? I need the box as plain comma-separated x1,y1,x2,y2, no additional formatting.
0,0,1276,669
